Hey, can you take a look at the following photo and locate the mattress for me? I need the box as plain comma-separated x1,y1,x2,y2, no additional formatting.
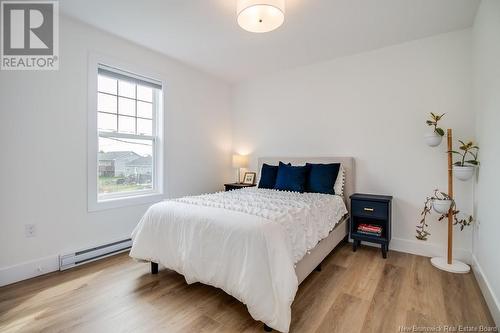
130,187,347,332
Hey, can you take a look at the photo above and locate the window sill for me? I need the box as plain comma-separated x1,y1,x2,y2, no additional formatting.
88,191,164,212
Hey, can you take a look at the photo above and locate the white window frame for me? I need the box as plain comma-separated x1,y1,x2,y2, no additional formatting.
87,54,166,211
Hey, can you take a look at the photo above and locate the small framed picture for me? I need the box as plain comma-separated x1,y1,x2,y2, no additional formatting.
243,172,256,185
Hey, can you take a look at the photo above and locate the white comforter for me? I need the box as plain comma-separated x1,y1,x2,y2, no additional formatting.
130,188,347,332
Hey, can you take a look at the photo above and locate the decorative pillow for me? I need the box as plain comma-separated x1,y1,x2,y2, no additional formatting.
306,163,341,195
258,162,290,189
334,164,345,196
274,162,309,193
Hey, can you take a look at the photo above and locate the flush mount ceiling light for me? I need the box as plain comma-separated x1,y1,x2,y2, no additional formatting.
237,0,285,33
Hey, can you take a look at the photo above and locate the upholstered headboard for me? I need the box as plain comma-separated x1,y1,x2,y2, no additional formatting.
257,156,355,210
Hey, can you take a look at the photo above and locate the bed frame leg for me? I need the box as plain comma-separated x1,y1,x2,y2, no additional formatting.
151,262,158,274
315,263,322,272
263,324,273,332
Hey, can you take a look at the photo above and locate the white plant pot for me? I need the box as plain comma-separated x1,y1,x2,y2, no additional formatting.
424,132,443,147
453,165,475,181
432,199,452,214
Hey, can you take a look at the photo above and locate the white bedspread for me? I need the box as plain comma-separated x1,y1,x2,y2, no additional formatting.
130,188,347,332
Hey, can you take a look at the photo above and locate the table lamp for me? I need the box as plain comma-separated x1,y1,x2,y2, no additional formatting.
232,154,248,183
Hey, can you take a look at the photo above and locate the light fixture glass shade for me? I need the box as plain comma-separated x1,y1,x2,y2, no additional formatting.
232,154,249,168
237,0,285,33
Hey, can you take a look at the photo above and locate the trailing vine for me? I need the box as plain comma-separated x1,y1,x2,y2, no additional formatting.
416,189,473,241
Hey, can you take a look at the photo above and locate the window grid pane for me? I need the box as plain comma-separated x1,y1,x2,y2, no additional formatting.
98,74,156,136
137,118,153,136
135,85,138,135
98,75,117,95
98,112,117,132
118,97,136,117
118,80,136,99
137,85,153,102
118,115,136,134
137,101,153,119
98,92,117,113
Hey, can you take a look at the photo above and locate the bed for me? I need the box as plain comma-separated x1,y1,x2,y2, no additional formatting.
129,156,354,332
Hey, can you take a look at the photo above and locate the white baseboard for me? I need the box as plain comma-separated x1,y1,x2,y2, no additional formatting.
0,255,59,287
352,237,472,263
472,255,500,326
390,237,472,264
0,236,133,287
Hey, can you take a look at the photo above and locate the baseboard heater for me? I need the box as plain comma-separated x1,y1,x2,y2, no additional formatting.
59,238,132,271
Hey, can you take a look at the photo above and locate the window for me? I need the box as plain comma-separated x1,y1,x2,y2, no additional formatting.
88,59,164,211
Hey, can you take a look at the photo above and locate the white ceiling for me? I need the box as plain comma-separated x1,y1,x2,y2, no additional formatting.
60,0,480,82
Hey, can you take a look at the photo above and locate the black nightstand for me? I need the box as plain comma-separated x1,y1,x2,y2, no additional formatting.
224,183,256,191
350,193,393,258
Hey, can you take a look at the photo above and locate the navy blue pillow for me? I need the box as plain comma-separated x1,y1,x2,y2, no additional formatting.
306,163,341,194
274,162,309,193
258,163,279,189
258,162,290,189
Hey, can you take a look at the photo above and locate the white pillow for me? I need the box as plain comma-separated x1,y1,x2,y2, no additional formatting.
334,164,345,196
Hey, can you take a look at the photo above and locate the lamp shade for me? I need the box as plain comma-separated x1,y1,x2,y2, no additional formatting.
232,154,249,168
237,0,285,33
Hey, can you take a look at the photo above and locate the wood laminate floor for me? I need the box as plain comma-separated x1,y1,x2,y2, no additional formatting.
0,243,495,333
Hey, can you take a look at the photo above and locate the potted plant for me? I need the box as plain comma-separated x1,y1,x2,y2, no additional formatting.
431,191,453,214
415,189,473,241
424,113,445,147
450,140,479,181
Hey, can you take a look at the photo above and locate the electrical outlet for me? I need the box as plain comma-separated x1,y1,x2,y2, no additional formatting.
25,224,36,238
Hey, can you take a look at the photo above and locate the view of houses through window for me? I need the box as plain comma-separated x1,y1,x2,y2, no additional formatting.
97,67,161,197
98,137,153,194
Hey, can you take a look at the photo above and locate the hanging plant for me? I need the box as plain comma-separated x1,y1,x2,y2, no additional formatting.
415,189,473,241
424,113,445,147
450,140,479,181
450,140,479,166
426,113,446,136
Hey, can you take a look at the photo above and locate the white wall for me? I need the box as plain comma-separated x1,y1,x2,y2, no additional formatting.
0,17,232,280
232,29,475,258
472,0,500,325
